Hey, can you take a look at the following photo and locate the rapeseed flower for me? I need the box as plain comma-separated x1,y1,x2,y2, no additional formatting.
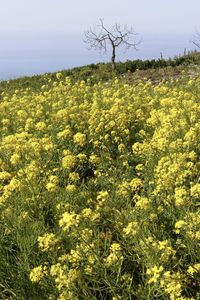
30,265,47,283
73,132,86,147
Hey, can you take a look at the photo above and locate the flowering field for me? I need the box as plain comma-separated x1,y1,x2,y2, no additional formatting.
0,72,199,299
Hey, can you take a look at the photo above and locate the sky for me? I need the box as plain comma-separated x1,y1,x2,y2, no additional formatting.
0,0,200,80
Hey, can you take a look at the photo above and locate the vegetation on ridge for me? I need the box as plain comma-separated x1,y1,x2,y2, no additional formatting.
1,50,200,93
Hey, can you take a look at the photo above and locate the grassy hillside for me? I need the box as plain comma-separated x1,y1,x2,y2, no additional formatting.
0,55,200,299
1,51,200,94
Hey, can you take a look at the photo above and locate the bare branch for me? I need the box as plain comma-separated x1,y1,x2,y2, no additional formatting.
192,31,200,49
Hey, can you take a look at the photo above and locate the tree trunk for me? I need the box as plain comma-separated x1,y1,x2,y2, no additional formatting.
111,46,116,70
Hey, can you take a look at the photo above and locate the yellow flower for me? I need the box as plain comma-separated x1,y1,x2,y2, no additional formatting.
30,265,47,283
77,153,87,162
35,121,46,131
135,163,144,173
117,181,130,197
118,143,125,153
130,178,143,193
10,153,20,166
59,211,79,231
66,184,77,193
89,154,100,165
174,220,187,234
190,183,200,198
1,118,10,126
62,155,76,169
0,171,12,181
123,221,138,236
69,172,80,182
146,265,164,284
38,233,59,252
57,127,72,140
98,190,109,200
175,220,187,229
135,197,149,210
174,187,188,206
81,208,100,221
187,263,200,275
46,175,59,192
56,72,63,80
73,132,86,147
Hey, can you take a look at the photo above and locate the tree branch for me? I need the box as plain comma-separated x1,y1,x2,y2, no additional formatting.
192,31,200,49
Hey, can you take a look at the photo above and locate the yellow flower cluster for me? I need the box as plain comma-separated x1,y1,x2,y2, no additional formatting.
29,265,47,283
59,211,79,232
104,242,123,268
38,233,59,252
73,132,86,147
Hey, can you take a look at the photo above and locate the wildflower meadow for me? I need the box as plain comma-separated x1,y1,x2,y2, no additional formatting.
0,71,199,299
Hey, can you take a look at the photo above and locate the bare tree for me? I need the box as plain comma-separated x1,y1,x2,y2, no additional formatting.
84,19,141,70
192,31,200,49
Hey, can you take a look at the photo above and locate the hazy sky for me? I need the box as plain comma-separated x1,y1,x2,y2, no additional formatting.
0,0,200,79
